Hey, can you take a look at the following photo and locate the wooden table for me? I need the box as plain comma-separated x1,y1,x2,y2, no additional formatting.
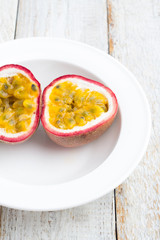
0,0,159,239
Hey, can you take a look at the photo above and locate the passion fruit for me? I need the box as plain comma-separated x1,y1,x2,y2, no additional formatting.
0,64,41,143
41,75,118,147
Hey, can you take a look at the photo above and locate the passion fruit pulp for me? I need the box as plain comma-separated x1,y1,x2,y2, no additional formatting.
0,64,41,143
41,75,118,147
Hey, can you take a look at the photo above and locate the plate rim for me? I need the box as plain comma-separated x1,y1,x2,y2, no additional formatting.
0,37,151,211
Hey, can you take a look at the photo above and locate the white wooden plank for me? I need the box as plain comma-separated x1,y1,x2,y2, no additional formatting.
0,0,18,42
0,0,18,236
1,195,115,240
108,0,160,239
16,0,108,51
0,0,116,239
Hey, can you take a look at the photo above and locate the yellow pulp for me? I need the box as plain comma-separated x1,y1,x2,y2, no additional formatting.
48,81,108,130
0,73,39,133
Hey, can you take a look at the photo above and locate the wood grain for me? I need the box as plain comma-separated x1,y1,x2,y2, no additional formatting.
108,0,160,239
0,0,18,42
16,0,108,50
1,196,115,240
0,0,116,239
0,0,18,237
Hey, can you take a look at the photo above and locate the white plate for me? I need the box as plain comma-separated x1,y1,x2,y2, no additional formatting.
0,38,151,211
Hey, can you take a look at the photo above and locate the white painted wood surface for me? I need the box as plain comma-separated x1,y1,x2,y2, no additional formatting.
108,0,160,239
0,0,18,42
16,0,108,50
0,0,160,239
1,198,115,240
0,0,116,239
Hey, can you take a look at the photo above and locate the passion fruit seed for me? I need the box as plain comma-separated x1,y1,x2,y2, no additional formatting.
59,108,65,112
90,108,95,113
8,76,14,84
64,117,76,129
0,90,9,98
18,114,30,121
48,81,108,130
2,113,12,120
82,111,88,117
12,100,23,108
0,106,4,113
69,118,74,123
3,83,8,90
56,114,63,119
23,99,35,109
3,99,10,109
101,105,108,112
55,120,66,129
16,121,27,132
0,73,39,134
31,84,37,91
10,119,15,124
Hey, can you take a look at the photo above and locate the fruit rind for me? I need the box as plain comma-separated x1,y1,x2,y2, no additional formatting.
41,75,118,147
0,64,41,143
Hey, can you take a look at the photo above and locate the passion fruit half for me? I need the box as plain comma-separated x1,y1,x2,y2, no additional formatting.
0,64,41,143
41,75,118,147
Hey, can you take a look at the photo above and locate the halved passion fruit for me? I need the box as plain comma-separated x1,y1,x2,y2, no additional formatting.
0,64,41,143
41,75,118,147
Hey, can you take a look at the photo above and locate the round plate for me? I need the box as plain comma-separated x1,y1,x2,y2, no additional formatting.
0,38,151,211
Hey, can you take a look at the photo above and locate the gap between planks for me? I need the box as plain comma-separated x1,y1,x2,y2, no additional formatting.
107,0,118,239
14,0,20,39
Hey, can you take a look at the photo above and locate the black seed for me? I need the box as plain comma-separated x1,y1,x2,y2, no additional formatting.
56,120,60,124
71,104,74,109
80,116,85,119
55,98,59,101
56,85,60,89
3,84,8,90
31,84,37,91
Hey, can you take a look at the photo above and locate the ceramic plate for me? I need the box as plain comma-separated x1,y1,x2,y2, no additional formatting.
0,38,151,211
